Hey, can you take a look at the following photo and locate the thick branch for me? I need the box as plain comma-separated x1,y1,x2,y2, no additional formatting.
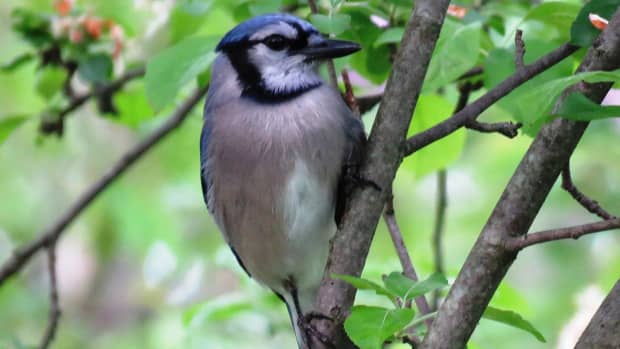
313,1,451,348
562,163,616,220
575,279,620,349
0,86,208,286
403,42,578,155
39,245,60,349
504,218,620,250
421,9,620,349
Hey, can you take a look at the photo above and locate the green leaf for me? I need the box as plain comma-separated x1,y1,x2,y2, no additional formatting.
183,295,253,327
309,14,352,36
169,0,213,43
423,21,481,92
145,36,217,110
344,306,415,349
35,66,68,100
332,274,397,301
403,94,466,178
0,116,28,145
515,69,620,127
374,27,405,47
78,54,113,84
483,306,546,343
383,272,448,303
570,0,620,47
522,1,580,41
1,53,35,72
249,0,283,16
554,92,620,121
111,83,155,128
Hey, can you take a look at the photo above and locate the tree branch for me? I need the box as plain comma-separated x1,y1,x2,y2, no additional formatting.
39,245,60,349
515,29,525,69
465,120,521,138
575,279,620,349
383,193,433,323
431,170,447,311
562,162,616,220
504,218,620,250
403,42,578,155
0,85,208,287
421,9,620,348
312,1,451,348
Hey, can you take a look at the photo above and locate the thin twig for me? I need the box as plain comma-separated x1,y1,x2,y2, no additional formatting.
515,29,526,69
341,69,360,117
357,94,383,114
383,193,433,326
307,0,339,88
458,66,483,80
58,67,145,120
504,218,620,250
431,170,447,311
403,43,578,155
0,86,208,286
466,120,522,138
39,245,61,349
562,162,616,220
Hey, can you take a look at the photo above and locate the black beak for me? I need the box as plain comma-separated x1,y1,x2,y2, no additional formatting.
297,39,361,60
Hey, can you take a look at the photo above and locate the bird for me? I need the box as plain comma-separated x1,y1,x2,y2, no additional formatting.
199,13,364,349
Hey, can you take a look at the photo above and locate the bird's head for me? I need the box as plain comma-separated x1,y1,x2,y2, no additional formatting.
216,13,360,101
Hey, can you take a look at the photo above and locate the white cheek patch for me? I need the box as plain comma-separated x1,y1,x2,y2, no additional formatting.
250,22,297,41
248,46,322,94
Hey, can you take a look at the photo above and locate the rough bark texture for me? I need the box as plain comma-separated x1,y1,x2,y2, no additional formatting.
421,10,620,349
312,1,450,348
575,280,620,349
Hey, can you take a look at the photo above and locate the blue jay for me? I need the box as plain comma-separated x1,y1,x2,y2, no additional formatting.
200,13,364,348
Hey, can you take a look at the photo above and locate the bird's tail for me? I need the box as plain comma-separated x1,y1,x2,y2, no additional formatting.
279,289,313,349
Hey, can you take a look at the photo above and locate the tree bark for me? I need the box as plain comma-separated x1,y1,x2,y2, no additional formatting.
421,9,620,349
575,280,620,349
312,1,450,347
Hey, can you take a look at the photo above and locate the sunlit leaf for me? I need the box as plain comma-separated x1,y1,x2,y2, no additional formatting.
403,94,466,178
145,35,217,110
344,305,415,349
483,306,546,343
34,66,67,100
522,1,580,41
374,27,404,46
1,53,35,72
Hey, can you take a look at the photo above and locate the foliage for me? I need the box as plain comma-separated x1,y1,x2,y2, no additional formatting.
0,0,619,348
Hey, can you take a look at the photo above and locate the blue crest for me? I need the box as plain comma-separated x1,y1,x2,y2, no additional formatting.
216,13,318,51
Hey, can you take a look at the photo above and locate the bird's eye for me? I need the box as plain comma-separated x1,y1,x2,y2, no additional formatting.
263,35,289,51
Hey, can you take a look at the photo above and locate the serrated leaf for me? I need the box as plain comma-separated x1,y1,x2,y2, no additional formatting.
403,94,466,178
483,306,546,343
344,306,415,349
374,27,405,47
0,116,28,145
554,92,620,120
145,36,217,110
332,274,397,301
383,272,448,303
423,21,481,92
309,14,351,36
570,0,620,47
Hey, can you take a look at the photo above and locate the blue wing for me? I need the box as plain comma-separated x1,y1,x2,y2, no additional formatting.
199,111,214,213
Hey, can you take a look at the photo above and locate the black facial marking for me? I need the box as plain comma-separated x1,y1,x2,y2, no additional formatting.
219,20,321,103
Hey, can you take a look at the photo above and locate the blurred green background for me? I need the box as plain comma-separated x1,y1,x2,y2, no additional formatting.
0,0,619,348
